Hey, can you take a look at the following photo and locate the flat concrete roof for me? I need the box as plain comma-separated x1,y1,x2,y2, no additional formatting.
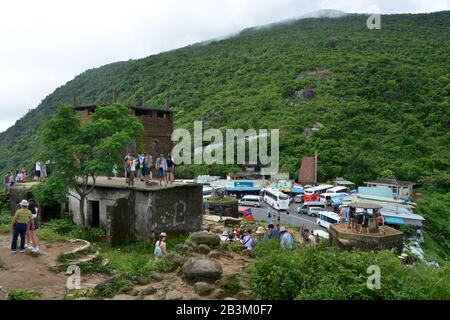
82,177,201,192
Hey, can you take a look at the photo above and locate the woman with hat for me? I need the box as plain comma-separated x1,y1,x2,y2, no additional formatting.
154,232,167,260
255,226,266,241
11,200,34,253
26,198,40,253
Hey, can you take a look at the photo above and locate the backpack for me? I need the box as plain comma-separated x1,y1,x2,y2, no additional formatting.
154,241,163,258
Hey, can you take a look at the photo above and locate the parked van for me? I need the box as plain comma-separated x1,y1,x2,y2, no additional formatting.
264,188,289,211
297,201,326,215
316,211,342,229
238,195,263,207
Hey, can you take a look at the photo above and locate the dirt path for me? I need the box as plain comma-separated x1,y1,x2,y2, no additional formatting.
0,233,95,299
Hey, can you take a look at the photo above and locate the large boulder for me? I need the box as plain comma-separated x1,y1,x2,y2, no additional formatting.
164,253,187,272
182,258,223,281
197,244,211,255
190,231,220,246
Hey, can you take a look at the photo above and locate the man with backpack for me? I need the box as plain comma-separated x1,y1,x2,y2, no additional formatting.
240,229,254,252
280,226,296,251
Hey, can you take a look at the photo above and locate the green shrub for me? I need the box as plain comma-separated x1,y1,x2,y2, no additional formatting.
7,289,42,300
400,225,415,238
250,244,450,300
0,210,11,225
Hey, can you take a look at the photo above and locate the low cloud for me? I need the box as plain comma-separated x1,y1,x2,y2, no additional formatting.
0,0,448,132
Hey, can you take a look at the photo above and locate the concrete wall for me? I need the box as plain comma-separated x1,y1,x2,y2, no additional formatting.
69,183,203,246
329,224,403,253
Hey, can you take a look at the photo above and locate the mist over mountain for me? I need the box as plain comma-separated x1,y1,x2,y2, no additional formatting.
0,11,449,186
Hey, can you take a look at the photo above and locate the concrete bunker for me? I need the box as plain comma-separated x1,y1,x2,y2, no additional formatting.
68,178,203,246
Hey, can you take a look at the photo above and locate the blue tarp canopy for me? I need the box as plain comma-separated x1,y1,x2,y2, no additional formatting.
384,217,405,225
226,187,261,192
291,186,304,194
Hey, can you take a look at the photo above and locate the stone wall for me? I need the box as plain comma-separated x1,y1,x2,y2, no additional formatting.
329,224,403,253
8,182,65,220
69,183,203,246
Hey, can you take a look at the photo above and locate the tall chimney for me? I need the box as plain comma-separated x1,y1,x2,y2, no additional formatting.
112,88,117,103
142,94,147,107
72,96,77,108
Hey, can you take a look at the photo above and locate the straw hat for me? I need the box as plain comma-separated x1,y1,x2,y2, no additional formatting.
255,226,265,234
19,200,28,207
222,231,228,236
279,226,287,233
160,232,167,237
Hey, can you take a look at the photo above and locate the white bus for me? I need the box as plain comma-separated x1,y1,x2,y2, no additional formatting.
326,186,349,194
316,211,342,229
203,186,213,200
264,188,289,211
304,184,334,201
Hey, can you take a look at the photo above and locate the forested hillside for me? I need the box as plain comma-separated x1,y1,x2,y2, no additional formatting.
1,11,449,186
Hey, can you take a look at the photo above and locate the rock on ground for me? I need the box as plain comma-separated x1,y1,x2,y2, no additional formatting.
190,231,220,246
194,282,215,296
165,291,183,300
197,244,211,254
182,258,223,281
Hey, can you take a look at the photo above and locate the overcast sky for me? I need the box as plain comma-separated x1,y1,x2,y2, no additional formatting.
0,0,448,132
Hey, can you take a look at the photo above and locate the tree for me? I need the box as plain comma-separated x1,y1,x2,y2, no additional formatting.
37,104,143,227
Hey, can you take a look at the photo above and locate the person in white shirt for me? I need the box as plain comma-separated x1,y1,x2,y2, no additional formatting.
128,156,137,187
35,162,42,182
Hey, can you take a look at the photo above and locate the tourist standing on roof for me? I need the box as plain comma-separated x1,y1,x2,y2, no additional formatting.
156,154,168,187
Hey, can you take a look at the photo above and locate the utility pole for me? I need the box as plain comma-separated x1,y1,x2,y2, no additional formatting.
314,149,318,185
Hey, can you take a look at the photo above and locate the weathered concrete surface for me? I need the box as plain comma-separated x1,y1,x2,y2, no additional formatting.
8,182,65,220
69,177,203,246
8,182,38,213
329,223,403,253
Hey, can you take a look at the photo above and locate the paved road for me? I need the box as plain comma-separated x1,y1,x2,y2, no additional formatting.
251,202,325,232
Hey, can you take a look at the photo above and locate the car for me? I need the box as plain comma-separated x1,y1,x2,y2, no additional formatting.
294,194,304,203
308,206,325,217
238,195,263,207
297,201,326,215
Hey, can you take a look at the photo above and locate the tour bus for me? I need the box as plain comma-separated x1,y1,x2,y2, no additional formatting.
203,186,213,200
326,186,349,194
319,192,349,205
263,188,289,211
238,195,263,207
303,184,334,202
316,211,342,229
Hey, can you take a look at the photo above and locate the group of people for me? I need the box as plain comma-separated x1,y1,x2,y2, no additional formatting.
299,225,321,246
340,206,386,235
10,199,40,253
218,223,298,253
123,152,175,187
3,161,51,190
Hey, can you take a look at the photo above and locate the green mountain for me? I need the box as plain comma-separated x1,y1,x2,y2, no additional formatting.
1,11,449,185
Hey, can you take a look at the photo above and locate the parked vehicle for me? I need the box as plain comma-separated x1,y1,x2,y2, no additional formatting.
203,186,213,200
238,195,263,207
308,206,326,217
303,184,334,202
264,188,289,211
238,206,253,221
316,211,342,229
294,194,304,203
297,201,326,215
319,193,349,205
